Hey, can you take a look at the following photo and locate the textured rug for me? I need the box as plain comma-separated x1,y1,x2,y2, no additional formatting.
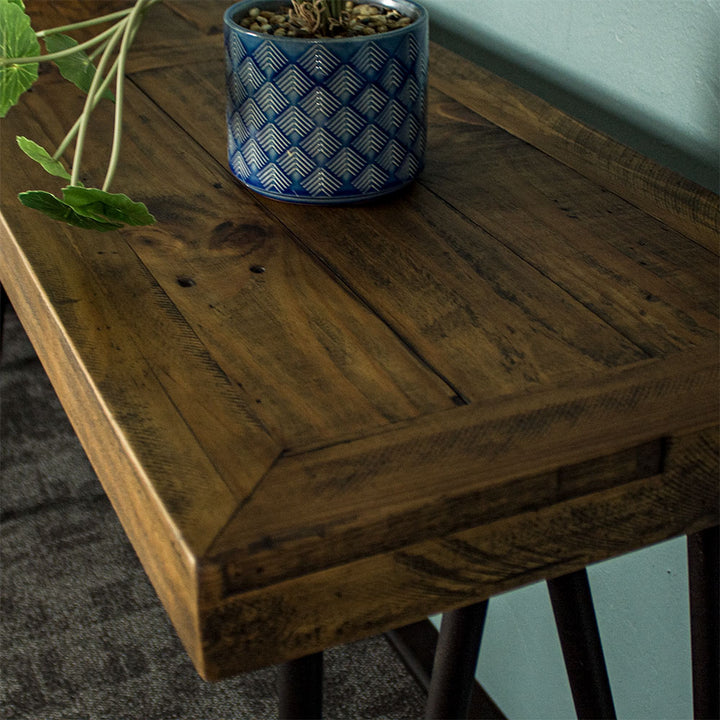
0,304,426,719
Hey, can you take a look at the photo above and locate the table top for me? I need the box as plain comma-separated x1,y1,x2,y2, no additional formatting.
2,0,718,681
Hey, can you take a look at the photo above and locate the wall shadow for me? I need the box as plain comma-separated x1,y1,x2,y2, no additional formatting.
430,23,718,193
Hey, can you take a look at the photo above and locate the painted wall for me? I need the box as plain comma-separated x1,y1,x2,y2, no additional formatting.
423,1,714,716
431,538,692,718
422,0,719,190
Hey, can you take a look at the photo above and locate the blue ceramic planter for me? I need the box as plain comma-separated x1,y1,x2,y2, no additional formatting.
224,0,428,204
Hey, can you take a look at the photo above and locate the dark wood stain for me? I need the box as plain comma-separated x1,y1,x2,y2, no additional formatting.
1,0,716,682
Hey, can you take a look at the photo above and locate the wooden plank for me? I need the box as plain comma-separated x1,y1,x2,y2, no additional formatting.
209,346,718,592
23,0,220,73
130,58,717,391
0,220,220,675
26,0,192,45
1,79,281,503
427,43,719,251
262,87,717,363
256,183,652,395
2,58,457,454
421,88,719,354
164,0,229,34
130,60,659,400
24,0,126,31
127,1,223,72
198,426,718,679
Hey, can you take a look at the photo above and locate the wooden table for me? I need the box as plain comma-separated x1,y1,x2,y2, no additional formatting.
2,0,718,708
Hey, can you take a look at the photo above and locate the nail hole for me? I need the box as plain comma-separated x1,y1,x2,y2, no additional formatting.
250,265,266,274
177,276,195,287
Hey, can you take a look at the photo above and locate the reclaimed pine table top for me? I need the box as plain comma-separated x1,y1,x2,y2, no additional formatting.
2,0,718,681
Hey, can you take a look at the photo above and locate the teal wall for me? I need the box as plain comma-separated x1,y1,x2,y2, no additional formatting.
589,540,693,719
430,538,693,719
424,1,716,716
423,0,720,191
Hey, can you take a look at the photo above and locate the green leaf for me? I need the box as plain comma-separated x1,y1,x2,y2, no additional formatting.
44,33,114,100
18,190,124,231
62,186,156,226
16,136,71,180
0,0,40,117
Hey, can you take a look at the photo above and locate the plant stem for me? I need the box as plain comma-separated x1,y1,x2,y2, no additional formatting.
88,37,111,63
1,21,122,66
328,0,343,21
6,0,163,191
103,0,152,191
35,8,133,38
53,0,162,167
70,18,128,186
53,54,121,161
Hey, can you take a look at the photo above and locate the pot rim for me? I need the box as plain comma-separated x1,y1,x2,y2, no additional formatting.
223,0,428,43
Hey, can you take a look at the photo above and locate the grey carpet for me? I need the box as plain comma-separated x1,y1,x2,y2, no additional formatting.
0,304,426,719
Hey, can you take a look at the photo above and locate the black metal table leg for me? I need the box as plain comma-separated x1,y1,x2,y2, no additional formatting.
385,618,506,719
688,525,719,720
548,568,616,719
425,600,488,719
278,651,324,720
0,284,7,357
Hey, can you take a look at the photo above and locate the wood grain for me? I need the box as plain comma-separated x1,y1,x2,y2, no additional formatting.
130,59,717,390
198,426,718,679
130,60,653,398
428,43,719,251
25,0,221,72
0,215,217,672
2,53,457,455
421,89,718,356
209,345,718,591
2,0,717,682
1,73,281,500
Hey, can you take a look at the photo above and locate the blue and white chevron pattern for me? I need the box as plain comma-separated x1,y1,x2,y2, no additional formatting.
224,3,428,203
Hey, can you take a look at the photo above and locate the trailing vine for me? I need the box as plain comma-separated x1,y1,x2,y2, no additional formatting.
0,0,159,230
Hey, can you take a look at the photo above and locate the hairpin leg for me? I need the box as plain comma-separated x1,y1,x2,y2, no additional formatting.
0,284,7,357
548,568,616,719
688,525,719,719
278,651,323,720
425,600,488,719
